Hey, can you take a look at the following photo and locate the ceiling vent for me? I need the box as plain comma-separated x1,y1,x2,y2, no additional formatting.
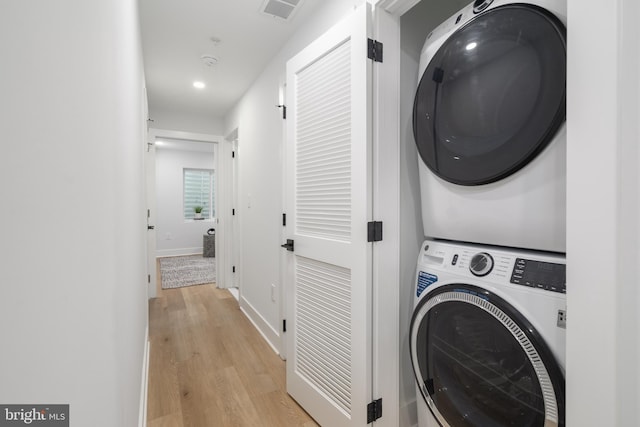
260,0,302,20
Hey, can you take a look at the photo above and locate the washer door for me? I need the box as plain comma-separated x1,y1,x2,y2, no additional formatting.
410,284,565,427
413,4,566,185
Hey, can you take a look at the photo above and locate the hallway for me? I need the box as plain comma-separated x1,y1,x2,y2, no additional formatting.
147,283,317,426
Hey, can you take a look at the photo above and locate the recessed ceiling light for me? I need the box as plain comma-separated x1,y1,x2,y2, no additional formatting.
193,81,206,89
465,42,478,51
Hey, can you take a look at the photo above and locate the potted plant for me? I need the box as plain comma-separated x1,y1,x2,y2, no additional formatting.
194,206,203,219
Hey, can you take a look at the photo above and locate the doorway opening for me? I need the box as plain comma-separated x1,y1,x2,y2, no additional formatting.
145,128,221,298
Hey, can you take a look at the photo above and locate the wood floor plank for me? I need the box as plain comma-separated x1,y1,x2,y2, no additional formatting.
147,335,182,419
253,390,319,427
147,412,184,427
207,366,265,426
147,270,318,427
176,353,221,427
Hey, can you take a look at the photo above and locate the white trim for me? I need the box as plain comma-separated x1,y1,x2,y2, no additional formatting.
239,295,281,355
216,132,237,290
145,130,158,300
156,248,203,258
149,128,220,144
371,5,401,427
138,327,150,427
567,0,640,424
279,81,288,361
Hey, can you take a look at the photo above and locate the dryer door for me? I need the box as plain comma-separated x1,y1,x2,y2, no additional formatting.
410,284,565,427
413,4,566,185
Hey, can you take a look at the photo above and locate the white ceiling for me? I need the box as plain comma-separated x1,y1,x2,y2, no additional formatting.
139,0,322,119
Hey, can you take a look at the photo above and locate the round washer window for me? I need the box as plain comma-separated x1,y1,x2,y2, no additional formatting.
413,5,566,185
410,284,565,427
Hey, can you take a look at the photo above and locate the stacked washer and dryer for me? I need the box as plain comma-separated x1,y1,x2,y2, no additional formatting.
409,1,567,426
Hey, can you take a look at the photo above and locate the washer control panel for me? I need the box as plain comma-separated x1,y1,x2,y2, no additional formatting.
418,239,566,295
510,258,566,293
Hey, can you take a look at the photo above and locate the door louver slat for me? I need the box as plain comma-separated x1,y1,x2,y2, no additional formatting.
295,256,352,415
295,39,351,241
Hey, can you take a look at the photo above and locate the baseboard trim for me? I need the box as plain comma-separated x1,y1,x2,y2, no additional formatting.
156,248,202,258
138,327,150,427
239,296,280,356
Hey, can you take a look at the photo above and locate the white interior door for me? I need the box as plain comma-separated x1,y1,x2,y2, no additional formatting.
145,134,157,299
284,4,373,426
231,138,239,289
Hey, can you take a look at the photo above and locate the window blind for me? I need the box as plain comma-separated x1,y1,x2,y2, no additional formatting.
184,169,215,219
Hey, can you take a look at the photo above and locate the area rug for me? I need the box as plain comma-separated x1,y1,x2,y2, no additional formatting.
159,255,216,289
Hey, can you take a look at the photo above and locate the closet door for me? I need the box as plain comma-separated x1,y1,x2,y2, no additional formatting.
284,4,373,426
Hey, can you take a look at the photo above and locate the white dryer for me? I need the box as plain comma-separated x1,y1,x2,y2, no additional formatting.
413,0,567,252
411,239,566,427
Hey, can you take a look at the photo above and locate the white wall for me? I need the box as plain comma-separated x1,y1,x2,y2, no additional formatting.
150,107,224,136
224,0,366,350
155,147,216,257
567,0,640,425
0,1,148,426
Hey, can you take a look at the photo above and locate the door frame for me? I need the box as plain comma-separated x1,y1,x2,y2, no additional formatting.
373,0,640,425
146,128,223,298
220,128,240,291
278,83,288,360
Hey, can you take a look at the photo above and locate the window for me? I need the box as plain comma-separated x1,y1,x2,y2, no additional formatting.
184,168,215,220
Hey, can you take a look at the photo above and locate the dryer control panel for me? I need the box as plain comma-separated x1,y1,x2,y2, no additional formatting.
510,258,566,293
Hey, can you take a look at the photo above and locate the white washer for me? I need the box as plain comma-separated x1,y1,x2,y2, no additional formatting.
411,239,566,427
413,0,567,253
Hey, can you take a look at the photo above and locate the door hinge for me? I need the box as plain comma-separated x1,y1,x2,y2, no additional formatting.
282,319,287,333
232,266,236,273
367,221,383,242
282,213,286,227
367,398,382,424
232,151,235,158
147,274,151,284
367,38,383,63
276,104,287,119
232,208,235,216
147,209,150,219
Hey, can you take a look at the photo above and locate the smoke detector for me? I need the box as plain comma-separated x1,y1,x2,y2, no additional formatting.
260,0,303,20
200,54,219,67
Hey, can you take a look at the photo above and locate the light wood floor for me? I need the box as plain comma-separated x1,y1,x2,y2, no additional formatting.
147,273,318,426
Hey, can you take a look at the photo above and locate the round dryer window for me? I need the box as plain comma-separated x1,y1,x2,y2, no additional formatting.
413,4,566,185
410,284,565,427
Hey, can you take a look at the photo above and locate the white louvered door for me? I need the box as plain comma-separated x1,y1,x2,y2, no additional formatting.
284,4,373,426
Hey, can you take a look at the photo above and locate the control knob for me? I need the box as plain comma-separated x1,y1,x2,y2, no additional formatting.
469,252,494,277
